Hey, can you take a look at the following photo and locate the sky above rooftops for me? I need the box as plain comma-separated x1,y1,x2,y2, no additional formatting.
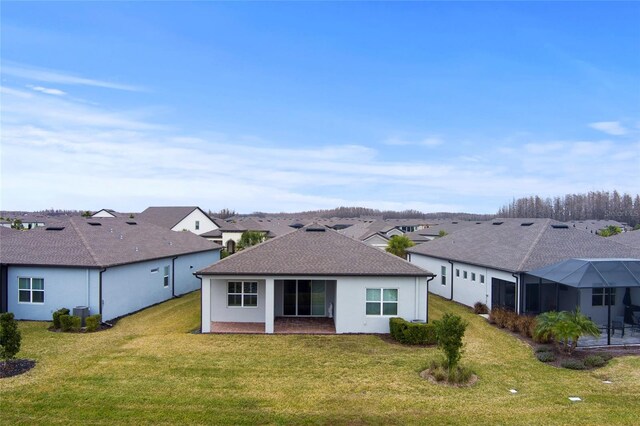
1,2,638,214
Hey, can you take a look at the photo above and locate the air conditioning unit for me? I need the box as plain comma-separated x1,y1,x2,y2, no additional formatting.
73,306,89,327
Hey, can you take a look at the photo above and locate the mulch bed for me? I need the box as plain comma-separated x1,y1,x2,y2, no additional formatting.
0,359,36,379
419,369,478,387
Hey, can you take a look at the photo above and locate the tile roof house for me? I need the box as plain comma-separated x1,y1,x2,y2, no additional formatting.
0,217,221,321
137,206,218,236
407,218,640,331
197,224,435,334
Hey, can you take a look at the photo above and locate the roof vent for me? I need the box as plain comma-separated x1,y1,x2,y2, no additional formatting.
552,224,569,229
290,223,304,229
87,222,102,226
119,235,123,239
126,221,137,225
46,226,65,231
476,222,481,224
452,221,458,224
492,221,504,225
521,222,534,227
306,226,326,232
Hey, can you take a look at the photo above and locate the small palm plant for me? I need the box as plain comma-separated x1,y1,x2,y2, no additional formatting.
534,308,600,354
385,235,415,259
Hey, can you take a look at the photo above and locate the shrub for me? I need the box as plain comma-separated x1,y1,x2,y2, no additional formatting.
59,315,81,332
473,302,488,314
69,315,81,332
536,351,555,362
85,314,102,332
52,308,70,329
584,355,607,368
535,346,552,353
505,311,520,332
535,309,600,354
429,358,474,384
560,359,586,370
389,317,436,345
598,352,613,362
433,313,468,371
0,312,21,360
518,316,536,337
489,308,506,327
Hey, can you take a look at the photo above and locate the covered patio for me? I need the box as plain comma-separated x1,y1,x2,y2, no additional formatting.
210,317,336,334
525,259,640,346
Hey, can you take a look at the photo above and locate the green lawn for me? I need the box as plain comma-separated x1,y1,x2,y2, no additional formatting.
1,292,639,425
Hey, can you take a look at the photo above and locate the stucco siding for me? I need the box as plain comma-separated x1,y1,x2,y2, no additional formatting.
174,250,220,295
209,278,266,323
7,266,100,320
172,209,218,235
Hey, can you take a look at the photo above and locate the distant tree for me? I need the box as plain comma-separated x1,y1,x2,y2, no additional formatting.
0,312,22,361
598,225,622,237
634,224,640,231
438,230,448,238
10,219,23,230
385,235,415,259
236,231,267,251
129,213,135,219
215,208,237,219
220,249,230,259
81,211,92,218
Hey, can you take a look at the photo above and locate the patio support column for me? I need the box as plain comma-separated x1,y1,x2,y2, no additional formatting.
265,278,274,334
607,287,611,346
201,278,211,333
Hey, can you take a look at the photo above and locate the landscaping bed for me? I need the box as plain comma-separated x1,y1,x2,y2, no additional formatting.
0,359,36,379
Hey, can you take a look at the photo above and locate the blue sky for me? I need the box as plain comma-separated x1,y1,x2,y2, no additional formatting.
1,2,639,214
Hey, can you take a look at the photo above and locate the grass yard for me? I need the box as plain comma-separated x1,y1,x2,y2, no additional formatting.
1,293,639,425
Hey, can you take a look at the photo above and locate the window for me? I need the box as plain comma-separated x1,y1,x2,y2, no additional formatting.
441,266,447,285
592,288,616,306
463,271,468,279
163,266,170,287
456,269,460,277
366,288,398,316
18,277,44,304
195,220,200,230
228,281,258,307
480,275,485,284
471,273,476,282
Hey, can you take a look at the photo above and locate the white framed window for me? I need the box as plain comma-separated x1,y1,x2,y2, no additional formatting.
592,288,615,306
456,269,460,277
195,220,200,230
228,281,258,307
163,266,170,287
463,271,468,279
480,274,485,284
18,277,44,304
471,273,476,281
366,288,398,316
440,266,447,285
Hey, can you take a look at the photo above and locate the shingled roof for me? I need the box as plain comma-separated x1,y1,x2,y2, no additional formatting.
0,217,221,268
610,230,640,249
137,206,208,229
198,224,433,277
407,218,640,273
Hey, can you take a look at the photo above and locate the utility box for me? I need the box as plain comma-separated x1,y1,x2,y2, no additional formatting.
73,306,89,327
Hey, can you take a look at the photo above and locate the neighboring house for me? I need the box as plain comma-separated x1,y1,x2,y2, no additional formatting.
0,213,48,230
407,218,640,326
568,219,628,234
91,209,124,218
610,229,640,248
137,206,218,235
0,217,221,321
197,224,435,334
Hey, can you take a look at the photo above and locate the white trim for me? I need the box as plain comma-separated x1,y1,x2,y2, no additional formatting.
365,287,399,316
226,281,259,308
17,276,45,304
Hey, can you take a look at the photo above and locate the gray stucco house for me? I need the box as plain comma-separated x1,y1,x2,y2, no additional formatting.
197,224,434,334
0,217,221,321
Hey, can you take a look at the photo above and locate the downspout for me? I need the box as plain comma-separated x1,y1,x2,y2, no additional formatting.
426,275,435,323
449,260,454,301
195,273,203,333
171,256,178,298
607,287,612,346
86,269,90,308
512,273,520,314
414,276,419,320
98,268,107,316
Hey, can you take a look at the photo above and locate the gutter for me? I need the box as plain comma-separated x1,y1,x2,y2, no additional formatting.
98,267,107,316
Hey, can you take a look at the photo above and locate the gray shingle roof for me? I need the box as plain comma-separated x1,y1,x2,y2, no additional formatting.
0,217,221,268
609,230,640,249
198,224,434,277
407,218,640,273
137,206,207,229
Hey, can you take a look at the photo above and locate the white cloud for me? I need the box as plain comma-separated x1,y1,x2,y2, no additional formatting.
27,85,66,96
2,62,143,92
589,121,627,136
384,136,443,147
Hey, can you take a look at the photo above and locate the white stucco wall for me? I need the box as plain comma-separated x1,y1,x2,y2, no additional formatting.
174,250,220,295
409,253,515,310
92,210,117,218
7,266,101,320
171,209,218,235
208,278,267,323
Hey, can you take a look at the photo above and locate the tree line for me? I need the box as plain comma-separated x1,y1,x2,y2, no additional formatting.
496,190,640,227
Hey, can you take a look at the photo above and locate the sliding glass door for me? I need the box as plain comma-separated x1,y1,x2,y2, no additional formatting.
283,280,326,316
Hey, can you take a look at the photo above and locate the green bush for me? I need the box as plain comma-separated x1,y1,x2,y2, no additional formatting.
85,314,102,332
560,359,586,370
0,312,21,360
584,355,607,368
70,315,81,332
536,351,555,362
428,358,473,384
59,314,73,332
389,317,436,345
434,313,468,371
473,302,488,314
52,308,70,329
598,352,613,361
